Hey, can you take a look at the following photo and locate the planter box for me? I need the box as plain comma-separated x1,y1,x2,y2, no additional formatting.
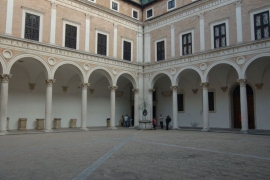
70,119,77,128
36,119,44,130
53,118,61,129
18,118,27,130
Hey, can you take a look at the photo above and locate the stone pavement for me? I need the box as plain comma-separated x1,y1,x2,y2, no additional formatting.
0,128,270,180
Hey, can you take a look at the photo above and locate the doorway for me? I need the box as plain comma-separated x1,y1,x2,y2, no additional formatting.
232,84,255,129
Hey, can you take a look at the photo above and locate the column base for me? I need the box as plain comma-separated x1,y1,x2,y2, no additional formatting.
172,127,180,130
202,128,210,132
108,126,117,130
80,128,89,131
241,129,249,134
44,129,54,133
0,130,8,135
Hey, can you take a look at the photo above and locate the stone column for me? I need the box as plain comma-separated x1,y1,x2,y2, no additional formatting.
5,0,14,35
45,79,55,132
113,23,118,58
170,24,175,57
235,0,243,44
0,74,12,134
201,82,209,131
137,26,143,63
199,13,205,51
108,86,118,129
132,88,139,127
238,79,248,133
50,1,57,44
85,14,90,52
81,83,90,131
170,86,179,129
148,88,155,120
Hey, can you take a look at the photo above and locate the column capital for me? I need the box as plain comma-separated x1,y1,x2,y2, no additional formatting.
62,86,68,92
170,86,178,91
29,83,36,91
235,0,242,7
198,12,204,19
132,88,139,93
170,23,175,29
114,23,118,28
50,1,58,9
0,74,12,83
45,79,55,86
148,88,155,93
108,86,118,91
200,82,209,88
80,83,90,89
85,13,91,20
237,79,247,86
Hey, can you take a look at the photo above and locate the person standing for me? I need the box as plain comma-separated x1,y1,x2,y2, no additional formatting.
166,115,171,130
159,114,164,129
127,116,131,127
124,115,128,127
120,115,124,126
152,117,157,130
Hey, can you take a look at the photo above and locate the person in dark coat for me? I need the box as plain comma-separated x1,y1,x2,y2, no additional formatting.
166,115,171,130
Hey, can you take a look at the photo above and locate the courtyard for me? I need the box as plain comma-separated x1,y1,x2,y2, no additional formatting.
0,129,270,180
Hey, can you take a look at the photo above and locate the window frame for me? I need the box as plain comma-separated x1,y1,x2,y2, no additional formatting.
250,8,270,41
62,19,80,50
210,19,229,49
177,93,185,112
213,23,227,49
110,0,119,12
154,38,166,61
146,8,154,19
21,7,44,42
167,0,176,11
179,29,194,56
122,37,133,61
208,90,216,113
132,8,139,20
95,30,109,56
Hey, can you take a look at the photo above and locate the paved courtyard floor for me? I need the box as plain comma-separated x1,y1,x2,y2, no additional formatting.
0,128,270,180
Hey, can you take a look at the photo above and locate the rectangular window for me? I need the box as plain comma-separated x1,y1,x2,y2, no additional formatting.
177,94,184,112
65,24,77,49
133,10,138,19
123,41,131,61
208,92,215,111
147,9,153,18
168,0,175,10
97,33,107,56
254,11,269,40
157,41,165,61
214,23,226,48
182,33,192,55
111,1,118,11
24,13,40,41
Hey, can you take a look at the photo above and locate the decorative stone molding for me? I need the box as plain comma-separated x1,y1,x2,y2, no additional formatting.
236,56,245,65
148,88,155,93
161,91,172,97
80,83,90,89
199,63,207,70
170,86,178,91
84,63,90,70
108,86,118,91
62,86,68,92
0,74,12,83
192,89,198,94
170,68,176,75
29,83,36,91
255,83,263,90
112,68,118,75
221,86,228,92
48,57,56,65
45,79,56,86
237,79,247,86
115,91,124,97
132,88,139,93
89,89,95,94
3,49,13,59
200,83,209,88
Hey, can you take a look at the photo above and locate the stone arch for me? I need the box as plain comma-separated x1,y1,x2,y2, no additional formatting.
86,66,114,86
0,55,7,74
7,54,51,78
174,66,203,85
242,53,270,78
149,71,173,88
115,71,138,88
204,61,242,82
51,61,86,82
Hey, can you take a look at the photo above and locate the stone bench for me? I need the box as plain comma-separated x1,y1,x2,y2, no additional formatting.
18,118,27,130
53,118,61,129
36,119,44,130
70,119,77,128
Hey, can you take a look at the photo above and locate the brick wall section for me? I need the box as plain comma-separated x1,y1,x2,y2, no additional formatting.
117,25,137,62
0,0,7,34
150,25,171,62
241,0,270,43
12,0,51,43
